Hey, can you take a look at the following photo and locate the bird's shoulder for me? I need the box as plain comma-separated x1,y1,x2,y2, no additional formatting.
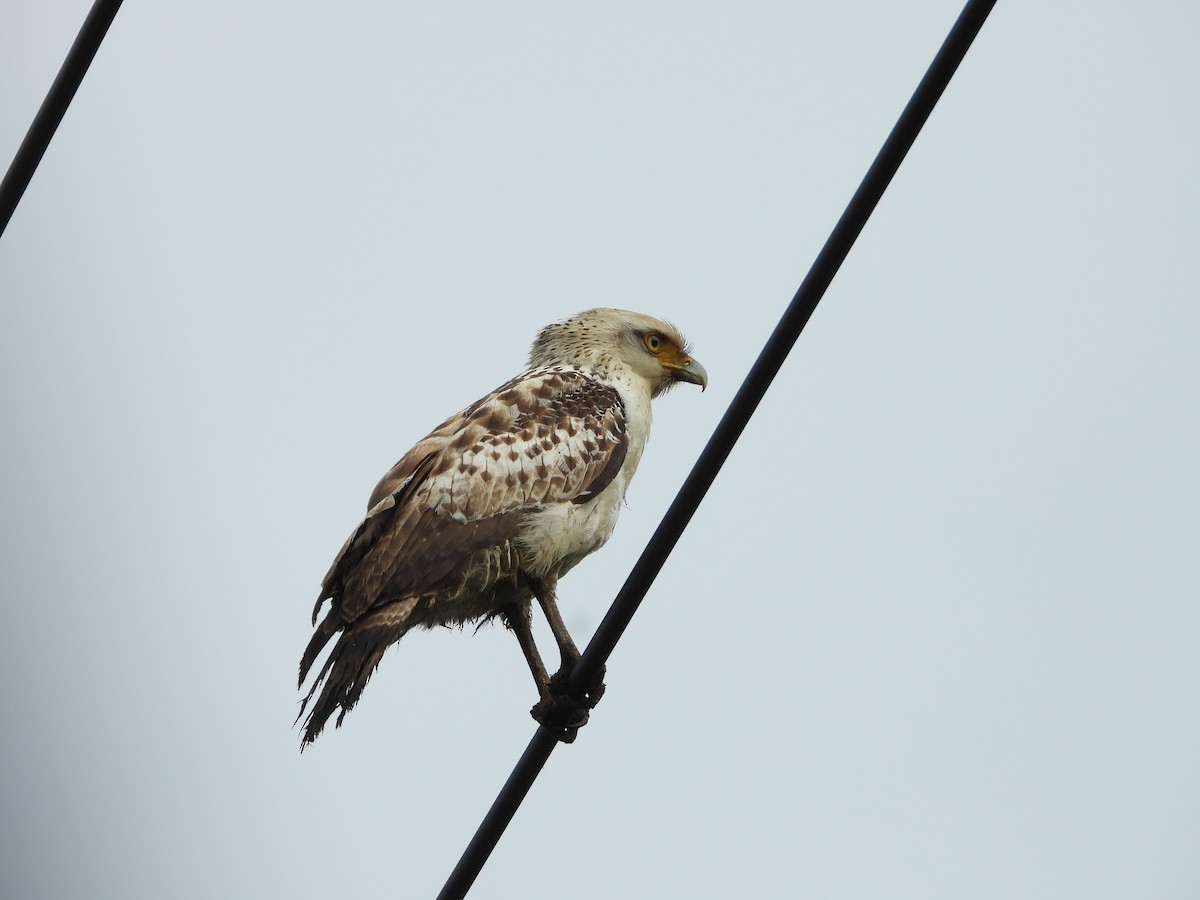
369,366,627,512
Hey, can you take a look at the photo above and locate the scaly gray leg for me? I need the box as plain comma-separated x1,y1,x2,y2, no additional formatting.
527,575,606,743
501,601,552,706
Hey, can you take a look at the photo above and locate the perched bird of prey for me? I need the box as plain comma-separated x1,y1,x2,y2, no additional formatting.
297,308,706,747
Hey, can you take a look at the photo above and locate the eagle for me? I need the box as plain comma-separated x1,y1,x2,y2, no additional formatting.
297,308,706,746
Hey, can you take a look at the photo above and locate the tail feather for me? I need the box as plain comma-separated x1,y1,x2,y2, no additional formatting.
296,597,419,747
298,610,341,687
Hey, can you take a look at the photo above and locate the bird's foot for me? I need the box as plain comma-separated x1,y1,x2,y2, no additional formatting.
530,695,589,743
551,660,605,710
530,662,606,743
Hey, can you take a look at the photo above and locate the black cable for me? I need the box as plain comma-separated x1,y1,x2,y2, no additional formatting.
0,0,124,239
437,0,998,896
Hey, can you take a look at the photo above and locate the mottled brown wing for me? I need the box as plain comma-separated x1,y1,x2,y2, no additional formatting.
317,369,627,625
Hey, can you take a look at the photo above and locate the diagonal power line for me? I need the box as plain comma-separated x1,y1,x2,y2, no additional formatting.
0,0,124,239
437,0,999,897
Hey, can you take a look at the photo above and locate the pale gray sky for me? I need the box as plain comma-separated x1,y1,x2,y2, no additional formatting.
2,3,1198,898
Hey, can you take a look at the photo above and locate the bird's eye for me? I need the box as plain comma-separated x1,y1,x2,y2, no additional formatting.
644,333,663,353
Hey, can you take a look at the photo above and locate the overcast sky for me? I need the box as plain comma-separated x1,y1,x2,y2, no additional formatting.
2,2,1198,898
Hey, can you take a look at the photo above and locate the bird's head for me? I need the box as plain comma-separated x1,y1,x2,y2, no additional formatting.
530,308,707,397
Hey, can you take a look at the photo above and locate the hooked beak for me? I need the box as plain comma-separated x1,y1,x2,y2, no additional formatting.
672,357,708,391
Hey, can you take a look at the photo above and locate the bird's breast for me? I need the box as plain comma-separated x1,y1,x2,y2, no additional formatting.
516,487,624,578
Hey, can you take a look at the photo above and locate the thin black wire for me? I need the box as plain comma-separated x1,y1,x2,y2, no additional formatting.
437,0,998,897
0,0,124,239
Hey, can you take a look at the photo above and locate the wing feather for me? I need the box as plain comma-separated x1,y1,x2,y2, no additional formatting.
317,369,627,627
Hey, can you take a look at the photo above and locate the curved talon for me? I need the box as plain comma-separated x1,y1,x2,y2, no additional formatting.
576,663,606,709
530,697,589,743
549,661,606,710
529,661,607,743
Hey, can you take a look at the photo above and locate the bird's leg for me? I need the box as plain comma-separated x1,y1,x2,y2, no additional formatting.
501,601,554,708
527,575,606,743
